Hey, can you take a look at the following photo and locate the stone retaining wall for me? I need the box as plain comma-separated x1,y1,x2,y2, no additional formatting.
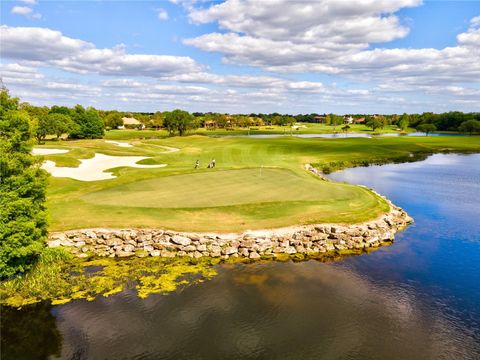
48,197,413,260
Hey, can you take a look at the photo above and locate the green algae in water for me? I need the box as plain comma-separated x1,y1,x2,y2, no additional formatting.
0,249,217,308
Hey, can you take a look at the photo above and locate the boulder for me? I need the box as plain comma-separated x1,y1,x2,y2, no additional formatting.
223,246,238,255
249,252,261,259
47,240,61,248
123,244,135,253
84,230,97,239
171,235,191,246
116,251,135,257
285,247,297,254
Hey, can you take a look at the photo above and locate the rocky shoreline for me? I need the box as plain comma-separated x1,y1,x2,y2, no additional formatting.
47,194,413,261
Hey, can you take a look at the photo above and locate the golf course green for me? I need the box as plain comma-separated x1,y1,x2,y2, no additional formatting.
38,133,480,232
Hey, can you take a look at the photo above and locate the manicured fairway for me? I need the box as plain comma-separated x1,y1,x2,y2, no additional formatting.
39,134,480,232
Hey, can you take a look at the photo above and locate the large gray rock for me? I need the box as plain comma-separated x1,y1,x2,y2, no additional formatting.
285,247,297,254
116,251,135,257
84,230,97,239
123,244,135,253
223,246,238,255
47,240,61,248
249,251,261,259
171,235,191,246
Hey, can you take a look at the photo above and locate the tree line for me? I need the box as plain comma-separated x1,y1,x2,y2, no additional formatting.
17,98,480,140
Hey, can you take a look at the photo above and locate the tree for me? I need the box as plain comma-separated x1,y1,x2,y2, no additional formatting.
51,113,74,139
34,113,75,141
104,111,123,130
70,105,104,139
329,113,343,132
150,112,164,130
398,113,410,131
458,120,480,135
366,117,384,132
0,89,48,278
163,109,196,136
417,123,437,136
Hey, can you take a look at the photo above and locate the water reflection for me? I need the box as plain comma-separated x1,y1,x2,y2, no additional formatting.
1,303,62,360
48,260,480,359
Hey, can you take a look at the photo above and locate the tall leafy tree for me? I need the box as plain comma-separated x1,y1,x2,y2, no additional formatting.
366,117,384,131
329,114,343,132
458,120,480,135
150,111,165,130
0,89,48,278
417,123,437,136
398,113,410,131
163,109,196,136
104,111,123,130
70,105,104,139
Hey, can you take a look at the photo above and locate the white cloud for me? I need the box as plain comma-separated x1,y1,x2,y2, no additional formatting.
184,1,480,93
470,16,480,27
186,0,421,66
11,6,33,15
2,4,479,114
156,8,169,21
0,26,202,77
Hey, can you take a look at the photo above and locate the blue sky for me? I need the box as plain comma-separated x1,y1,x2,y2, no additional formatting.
1,0,479,114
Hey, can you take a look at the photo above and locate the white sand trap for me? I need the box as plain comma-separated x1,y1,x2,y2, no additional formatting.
42,153,166,181
32,148,70,155
105,140,133,148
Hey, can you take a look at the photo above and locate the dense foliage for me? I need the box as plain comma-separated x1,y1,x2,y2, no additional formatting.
70,105,104,139
0,89,48,278
164,109,196,136
458,120,480,135
103,111,123,130
417,123,437,135
34,113,75,142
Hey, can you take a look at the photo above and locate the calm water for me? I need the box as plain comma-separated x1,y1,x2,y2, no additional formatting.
2,154,480,360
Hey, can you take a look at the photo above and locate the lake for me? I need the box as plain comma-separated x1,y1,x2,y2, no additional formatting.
2,154,479,359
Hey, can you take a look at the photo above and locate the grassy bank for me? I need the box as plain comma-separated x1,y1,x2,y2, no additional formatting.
36,135,480,232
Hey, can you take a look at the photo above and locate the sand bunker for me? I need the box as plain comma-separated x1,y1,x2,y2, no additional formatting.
42,153,166,181
32,148,70,155
105,140,133,148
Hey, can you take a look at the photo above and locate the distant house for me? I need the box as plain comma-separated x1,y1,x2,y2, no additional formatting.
354,117,366,124
314,115,327,123
122,117,145,129
343,116,354,124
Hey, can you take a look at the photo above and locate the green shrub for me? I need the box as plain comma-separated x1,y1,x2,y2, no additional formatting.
0,89,49,278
